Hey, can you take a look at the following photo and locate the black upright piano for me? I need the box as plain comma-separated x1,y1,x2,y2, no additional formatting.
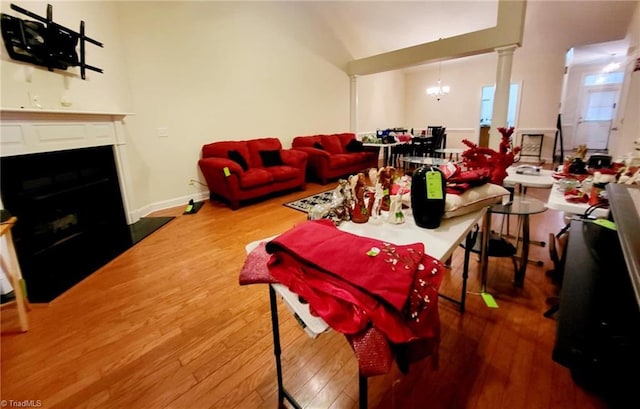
553,183,640,408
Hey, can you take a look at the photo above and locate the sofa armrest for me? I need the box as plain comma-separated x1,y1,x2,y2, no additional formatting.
198,157,244,195
280,149,308,168
198,157,244,176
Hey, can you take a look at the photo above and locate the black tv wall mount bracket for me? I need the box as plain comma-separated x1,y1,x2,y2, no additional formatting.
1,3,103,79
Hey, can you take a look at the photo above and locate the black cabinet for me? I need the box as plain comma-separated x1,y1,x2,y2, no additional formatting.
553,219,640,408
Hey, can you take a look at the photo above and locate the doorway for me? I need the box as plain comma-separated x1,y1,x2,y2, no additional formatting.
574,74,623,150
558,40,627,157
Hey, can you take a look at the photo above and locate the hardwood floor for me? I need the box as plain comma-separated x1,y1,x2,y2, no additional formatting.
1,179,611,409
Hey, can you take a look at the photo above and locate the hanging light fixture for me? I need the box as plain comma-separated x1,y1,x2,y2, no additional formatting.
426,62,450,101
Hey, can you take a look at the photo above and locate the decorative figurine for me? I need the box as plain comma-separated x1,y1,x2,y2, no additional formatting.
378,166,395,212
387,194,405,224
351,173,370,223
368,168,378,187
368,183,384,224
335,178,353,221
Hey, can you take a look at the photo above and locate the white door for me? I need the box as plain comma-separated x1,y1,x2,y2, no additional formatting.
575,86,620,150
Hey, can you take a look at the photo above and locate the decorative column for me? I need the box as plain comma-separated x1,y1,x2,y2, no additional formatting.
491,45,517,150
350,75,358,134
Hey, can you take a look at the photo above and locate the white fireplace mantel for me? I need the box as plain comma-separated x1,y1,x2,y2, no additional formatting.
0,108,135,156
0,108,138,224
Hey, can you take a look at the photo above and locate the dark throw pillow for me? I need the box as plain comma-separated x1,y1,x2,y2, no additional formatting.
346,139,364,152
259,150,284,167
313,142,325,150
228,150,249,171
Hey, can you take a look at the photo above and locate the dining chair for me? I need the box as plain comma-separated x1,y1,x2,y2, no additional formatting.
426,127,446,158
426,125,443,137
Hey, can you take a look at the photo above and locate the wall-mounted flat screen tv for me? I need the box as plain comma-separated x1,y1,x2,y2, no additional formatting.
0,3,102,79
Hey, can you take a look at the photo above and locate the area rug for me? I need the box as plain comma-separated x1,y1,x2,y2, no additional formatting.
284,189,336,214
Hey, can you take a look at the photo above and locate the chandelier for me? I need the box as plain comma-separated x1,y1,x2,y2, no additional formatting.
426,62,450,101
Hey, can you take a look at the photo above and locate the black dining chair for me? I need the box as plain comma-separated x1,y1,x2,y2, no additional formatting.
410,137,431,157
426,127,446,158
426,125,443,137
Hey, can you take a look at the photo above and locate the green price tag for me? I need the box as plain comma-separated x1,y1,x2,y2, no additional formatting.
223,167,231,177
426,171,443,199
481,292,499,308
594,219,616,231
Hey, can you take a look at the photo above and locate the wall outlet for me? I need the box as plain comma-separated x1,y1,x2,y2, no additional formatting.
188,177,205,189
158,127,169,137
28,92,42,108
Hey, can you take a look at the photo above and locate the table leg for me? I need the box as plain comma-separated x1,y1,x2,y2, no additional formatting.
269,285,302,409
383,145,390,166
514,215,530,287
480,211,491,292
459,230,472,312
359,374,368,409
439,228,475,312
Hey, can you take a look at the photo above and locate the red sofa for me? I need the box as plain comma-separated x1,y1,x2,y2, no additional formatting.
291,133,379,184
198,138,308,209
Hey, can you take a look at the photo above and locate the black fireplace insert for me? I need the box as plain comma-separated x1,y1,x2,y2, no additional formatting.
1,146,132,302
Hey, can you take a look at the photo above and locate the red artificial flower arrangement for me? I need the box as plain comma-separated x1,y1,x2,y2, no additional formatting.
460,126,521,185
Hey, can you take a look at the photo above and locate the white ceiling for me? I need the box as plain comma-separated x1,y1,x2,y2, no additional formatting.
309,0,500,60
309,1,637,69
570,39,629,67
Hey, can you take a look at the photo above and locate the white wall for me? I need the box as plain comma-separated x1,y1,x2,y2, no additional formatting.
396,0,640,162
1,1,355,215
401,43,565,160
115,1,354,212
356,70,406,133
404,55,494,149
0,1,133,111
610,3,640,161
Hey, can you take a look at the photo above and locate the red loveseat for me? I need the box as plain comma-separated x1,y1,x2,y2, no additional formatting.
198,138,308,209
291,133,379,184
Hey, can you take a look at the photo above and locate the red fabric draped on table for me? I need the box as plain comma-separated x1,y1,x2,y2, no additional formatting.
240,219,445,375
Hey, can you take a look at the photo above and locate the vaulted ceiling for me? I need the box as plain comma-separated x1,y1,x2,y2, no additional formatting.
309,0,637,70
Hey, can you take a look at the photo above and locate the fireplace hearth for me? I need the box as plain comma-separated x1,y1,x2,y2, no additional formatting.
1,146,132,302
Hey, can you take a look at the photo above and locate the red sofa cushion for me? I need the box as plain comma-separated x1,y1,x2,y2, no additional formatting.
337,133,357,150
268,166,302,182
238,168,274,189
328,154,356,169
203,141,252,168
247,138,283,168
292,135,321,148
320,135,344,154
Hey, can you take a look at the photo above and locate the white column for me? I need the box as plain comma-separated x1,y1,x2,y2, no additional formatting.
350,75,358,134
490,45,517,150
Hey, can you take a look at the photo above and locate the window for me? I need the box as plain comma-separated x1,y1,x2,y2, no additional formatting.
581,71,624,122
584,72,624,86
583,89,618,121
479,83,520,127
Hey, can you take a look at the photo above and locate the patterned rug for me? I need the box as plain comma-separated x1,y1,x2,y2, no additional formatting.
284,189,336,213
